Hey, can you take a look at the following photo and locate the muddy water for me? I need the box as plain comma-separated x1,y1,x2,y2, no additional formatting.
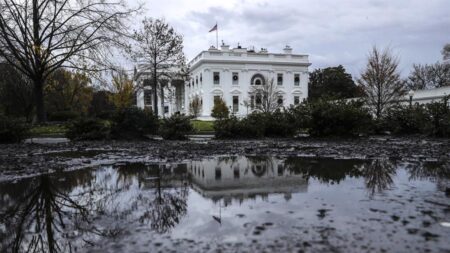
0,156,449,252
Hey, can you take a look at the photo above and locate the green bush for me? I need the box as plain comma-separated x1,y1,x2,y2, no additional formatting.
426,100,450,137
65,118,110,141
263,110,297,137
48,111,80,122
214,116,245,139
286,103,312,131
309,99,372,137
211,98,229,119
383,104,430,135
110,107,159,139
159,115,194,140
0,115,30,143
214,112,296,139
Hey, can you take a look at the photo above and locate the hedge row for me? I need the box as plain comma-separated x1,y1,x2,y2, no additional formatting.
214,99,450,139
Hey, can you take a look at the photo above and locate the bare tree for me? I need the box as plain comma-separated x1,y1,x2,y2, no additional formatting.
357,47,406,119
189,95,201,118
131,18,186,116
0,0,139,122
249,78,283,113
408,62,450,90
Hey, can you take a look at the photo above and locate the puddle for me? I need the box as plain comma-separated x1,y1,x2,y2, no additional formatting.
0,156,449,252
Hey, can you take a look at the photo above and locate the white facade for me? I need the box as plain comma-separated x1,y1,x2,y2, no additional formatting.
186,44,311,120
135,44,311,119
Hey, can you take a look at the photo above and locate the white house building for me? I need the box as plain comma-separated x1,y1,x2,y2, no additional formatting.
135,43,311,119
134,64,186,117
187,44,311,120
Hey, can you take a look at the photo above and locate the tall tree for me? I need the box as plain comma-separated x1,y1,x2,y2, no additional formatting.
407,63,450,90
308,65,363,101
131,18,186,116
357,47,406,119
0,0,138,122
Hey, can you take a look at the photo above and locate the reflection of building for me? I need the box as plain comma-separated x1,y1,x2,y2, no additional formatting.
188,156,308,202
187,44,310,120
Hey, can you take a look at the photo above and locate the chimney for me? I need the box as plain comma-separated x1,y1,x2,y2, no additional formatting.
220,40,230,51
283,45,292,54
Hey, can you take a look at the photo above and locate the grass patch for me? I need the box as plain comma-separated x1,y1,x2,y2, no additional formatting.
191,120,214,132
30,124,67,137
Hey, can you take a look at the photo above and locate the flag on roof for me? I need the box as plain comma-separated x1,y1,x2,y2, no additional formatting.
209,23,217,32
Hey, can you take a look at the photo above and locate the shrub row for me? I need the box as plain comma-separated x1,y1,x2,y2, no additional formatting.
0,115,30,143
65,108,194,141
214,98,450,139
384,103,450,137
214,111,297,139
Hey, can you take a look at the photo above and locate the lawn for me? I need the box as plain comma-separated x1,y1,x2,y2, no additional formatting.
191,120,214,133
29,124,67,137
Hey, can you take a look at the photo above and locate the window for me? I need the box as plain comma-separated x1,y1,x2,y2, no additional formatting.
250,95,255,109
233,96,239,113
278,164,284,176
232,72,239,85
277,73,283,85
213,72,220,85
294,74,300,86
196,76,198,84
277,95,283,106
215,167,221,180
164,106,169,113
294,96,300,105
255,79,262,85
143,79,152,87
234,167,240,179
200,73,202,83
256,95,262,105
144,90,152,105
213,95,221,105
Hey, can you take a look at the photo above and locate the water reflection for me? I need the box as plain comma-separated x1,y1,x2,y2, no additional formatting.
189,156,308,205
0,164,189,252
0,156,448,252
0,172,99,253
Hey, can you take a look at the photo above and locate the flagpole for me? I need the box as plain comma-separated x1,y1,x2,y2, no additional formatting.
216,23,218,49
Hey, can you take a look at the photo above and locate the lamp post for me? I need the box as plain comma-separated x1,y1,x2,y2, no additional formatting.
408,90,414,108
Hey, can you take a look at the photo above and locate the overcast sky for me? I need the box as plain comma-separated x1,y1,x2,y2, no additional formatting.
136,0,449,78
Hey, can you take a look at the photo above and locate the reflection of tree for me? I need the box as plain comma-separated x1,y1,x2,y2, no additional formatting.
407,161,450,181
139,165,189,234
284,157,365,184
0,175,99,253
362,159,396,196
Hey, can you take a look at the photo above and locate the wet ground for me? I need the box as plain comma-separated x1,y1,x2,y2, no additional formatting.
0,138,449,252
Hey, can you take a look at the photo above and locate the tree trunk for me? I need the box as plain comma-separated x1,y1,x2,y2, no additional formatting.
153,70,158,116
34,78,46,122
160,85,165,118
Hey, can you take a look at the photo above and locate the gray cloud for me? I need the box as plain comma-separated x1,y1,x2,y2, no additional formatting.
141,0,450,78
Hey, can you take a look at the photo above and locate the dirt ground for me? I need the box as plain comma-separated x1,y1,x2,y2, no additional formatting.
1,136,449,181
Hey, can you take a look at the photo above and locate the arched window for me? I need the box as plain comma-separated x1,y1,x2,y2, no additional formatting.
251,73,265,85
